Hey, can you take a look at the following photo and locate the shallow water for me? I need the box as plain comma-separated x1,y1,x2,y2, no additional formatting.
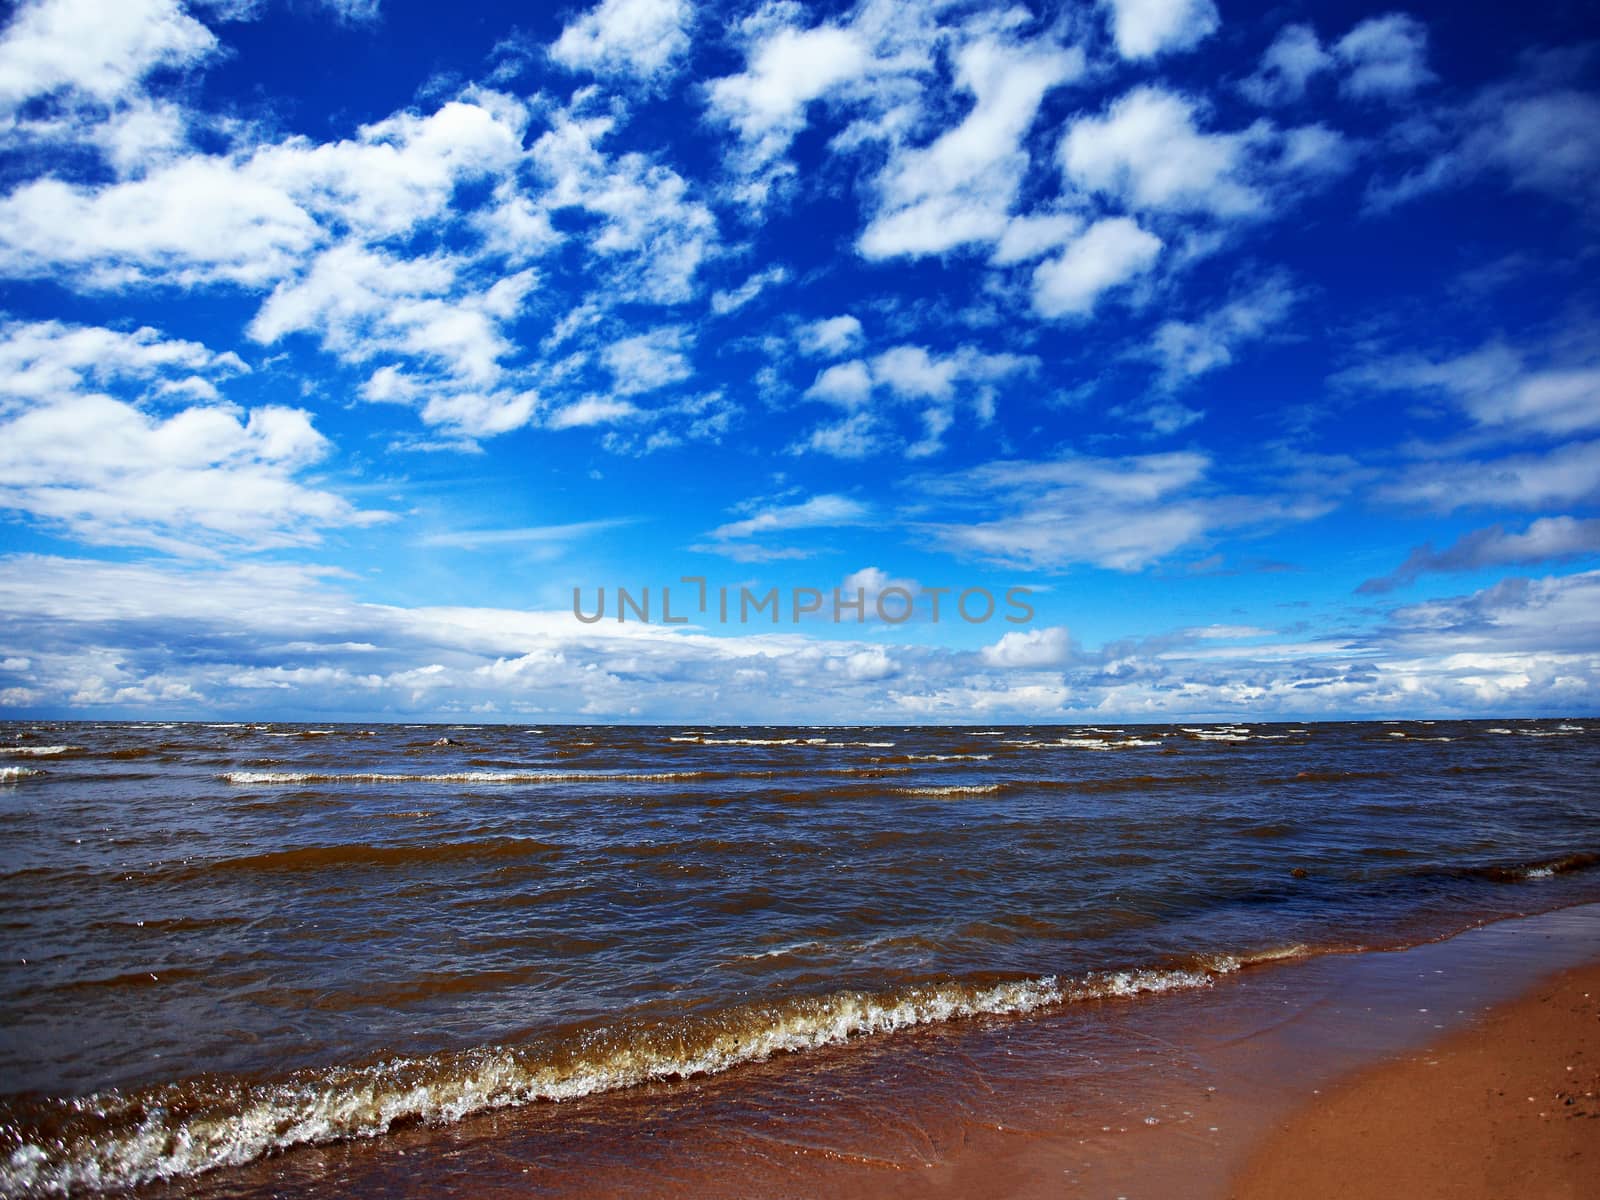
1,718,1596,1193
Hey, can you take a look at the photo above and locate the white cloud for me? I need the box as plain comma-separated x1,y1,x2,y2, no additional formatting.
1360,517,1600,593
0,317,245,400
418,519,632,550
306,0,381,21
1469,88,1600,210
547,397,641,429
602,327,692,395
710,265,788,315
706,20,875,164
1373,62,1600,214
991,212,1082,266
859,36,1081,260
1060,87,1266,218
248,243,536,387
796,345,1034,456
1334,14,1433,100
530,105,717,304
3,556,1597,722
550,0,691,81
0,93,531,290
922,451,1217,571
796,315,864,357
1099,0,1219,61
1147,274,1300,383
793,411,879,459
871,345,964,399
1031,217,1162,319
1240,24,1331,106
0,383,387,556
1344,340,1600,437
1059,86,1352,224
702,0,952,207
806,359,873,407
982,625,1072,668
1378,440,1600,513
0,0,216,114
709,493,870,540
0,160,319,289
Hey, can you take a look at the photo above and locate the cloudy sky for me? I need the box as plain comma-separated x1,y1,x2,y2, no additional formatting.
0,0,1596,723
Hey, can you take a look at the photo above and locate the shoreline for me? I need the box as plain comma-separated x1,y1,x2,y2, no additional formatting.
131,902,1600,1199
864,901,1600,1200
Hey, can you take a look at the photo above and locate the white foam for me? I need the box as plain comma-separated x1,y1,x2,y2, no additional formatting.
0,766,44,781
0,975,1066,1194
0,745,76,756
222,769,708,786
892,784,1002,797
0,958,1261,1195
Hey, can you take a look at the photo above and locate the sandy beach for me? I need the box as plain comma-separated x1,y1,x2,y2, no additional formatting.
1232,961,1600,1200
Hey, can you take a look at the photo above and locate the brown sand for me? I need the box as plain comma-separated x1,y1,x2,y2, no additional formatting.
1231,962,1600,1200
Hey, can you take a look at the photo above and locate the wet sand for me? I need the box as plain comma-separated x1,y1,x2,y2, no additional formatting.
1232,960,1600,1200
137,904,1600,1199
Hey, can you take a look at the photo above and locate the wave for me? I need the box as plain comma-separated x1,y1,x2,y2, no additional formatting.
1469,850,1600,882
0,766,44,782
0,961,1252,1195
221,769,713,786
0,745,77,756
669,736,797,746
892,784,1003,797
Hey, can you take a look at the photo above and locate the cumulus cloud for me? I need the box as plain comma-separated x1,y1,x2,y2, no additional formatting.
0,0,217,114
982,625,1072,668
806,359,873,407
796,315,864,357
1240,24,1331,106
0,93,530,289
1031,217,1162,318
529,102,718,304
1060,87,1267,217
858,35,1081,259
550,0,692,81
0,317,244,399
1099,0,1219,61
1334,14,1434,100
0,318,390,554
602,327,693,395
249,244,536,387
796,344,1035,456
706,18,876,166
792,411,879,459
546,396,640,430
1243,14,1433,107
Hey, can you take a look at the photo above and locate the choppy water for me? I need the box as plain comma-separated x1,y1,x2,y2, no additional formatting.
1,718,1596,1194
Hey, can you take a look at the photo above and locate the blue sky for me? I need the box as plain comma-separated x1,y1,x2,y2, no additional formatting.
0,0,1597,722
